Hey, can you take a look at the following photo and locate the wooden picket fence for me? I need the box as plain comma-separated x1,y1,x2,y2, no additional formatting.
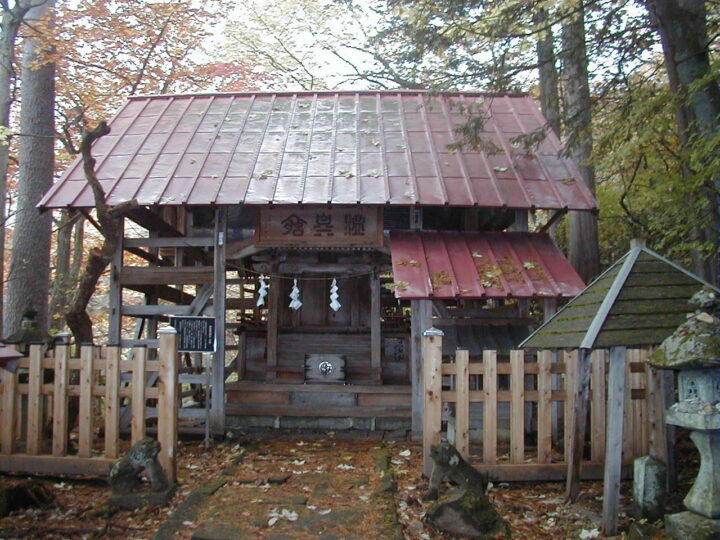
0,329,179,480
422,332,667,481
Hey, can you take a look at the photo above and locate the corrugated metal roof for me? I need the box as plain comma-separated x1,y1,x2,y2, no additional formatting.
389,230,585,299
39,91,597,210
521,247,719,349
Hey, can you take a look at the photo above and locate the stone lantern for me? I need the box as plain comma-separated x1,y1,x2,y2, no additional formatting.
648,287,720,538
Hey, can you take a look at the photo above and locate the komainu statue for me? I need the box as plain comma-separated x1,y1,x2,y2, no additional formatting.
425,442,508,539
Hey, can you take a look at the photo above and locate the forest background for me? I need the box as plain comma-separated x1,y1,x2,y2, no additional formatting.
0,0,718,341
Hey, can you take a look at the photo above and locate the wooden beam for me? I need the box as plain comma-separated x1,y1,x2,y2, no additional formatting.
127,208,182,237
601,346,627,536
124,237,214,248
539,209,567,234
211,207,227,434
129,284,196,305
370,270,381,384
122,305,193,316
278,263,374,274
565,348,592,502
119,266,214,286
226,381,411,394
410,299,432,440
124,246,171,266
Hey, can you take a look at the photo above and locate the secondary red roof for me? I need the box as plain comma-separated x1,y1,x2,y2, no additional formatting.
39,91,597,210
389,230,585,299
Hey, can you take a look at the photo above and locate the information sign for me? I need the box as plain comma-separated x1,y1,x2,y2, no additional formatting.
169,316,216,352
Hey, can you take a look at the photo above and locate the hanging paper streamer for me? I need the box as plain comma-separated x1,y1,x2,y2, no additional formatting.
329,278,341,311
289,278,303,310
256,274,268,307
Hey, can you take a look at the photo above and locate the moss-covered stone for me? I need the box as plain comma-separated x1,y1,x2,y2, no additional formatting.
648,287,720,370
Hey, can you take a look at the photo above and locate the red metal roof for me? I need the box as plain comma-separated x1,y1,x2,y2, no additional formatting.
389,230,585,299
39,91,597,210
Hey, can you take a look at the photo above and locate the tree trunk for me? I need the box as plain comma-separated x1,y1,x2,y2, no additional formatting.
0,2,31,337
535,7,560,138
49,210,73,331
561,2,600,284
64,121,136,344
644,0,720,285
4,0,55,336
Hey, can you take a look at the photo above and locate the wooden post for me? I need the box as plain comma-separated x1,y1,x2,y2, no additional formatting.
422,327,443,478
266,274,280,381
483,349,498,464
108,220,123,344
601,346,627,536
590,349,607,463
52,340,70,456
78,344,95,458
510,350,525,464
537,350,552,463
370,270,382,384
410,299,432,440
131,346,147,444
158,327,178,485
1,365,17,454
104,346,121,459
25,344,44,456
565,348,592,502
455,348,469,459
212,207,227,433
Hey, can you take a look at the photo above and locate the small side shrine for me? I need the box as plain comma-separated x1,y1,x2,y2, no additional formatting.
521,240,720,535
38,90,594,436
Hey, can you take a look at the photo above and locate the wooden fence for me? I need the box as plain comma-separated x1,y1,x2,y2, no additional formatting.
422,332,668,481
0,328,178,480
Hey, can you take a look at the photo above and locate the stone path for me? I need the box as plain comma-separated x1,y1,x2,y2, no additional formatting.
155,436,403,540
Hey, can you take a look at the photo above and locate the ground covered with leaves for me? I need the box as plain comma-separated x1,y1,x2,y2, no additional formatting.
0,432,674,539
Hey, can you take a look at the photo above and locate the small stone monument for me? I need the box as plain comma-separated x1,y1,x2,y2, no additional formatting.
648,287,720,539
109,437,174,509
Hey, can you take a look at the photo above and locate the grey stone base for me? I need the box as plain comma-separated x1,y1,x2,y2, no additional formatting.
226,415,411,432
110,485,175,510
665,511,720,540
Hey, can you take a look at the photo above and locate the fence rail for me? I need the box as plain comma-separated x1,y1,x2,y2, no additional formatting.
422,332,665,481
0,329,178,480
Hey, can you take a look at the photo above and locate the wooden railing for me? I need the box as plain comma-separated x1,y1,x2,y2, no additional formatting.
422,331,666,481
0,328,178,480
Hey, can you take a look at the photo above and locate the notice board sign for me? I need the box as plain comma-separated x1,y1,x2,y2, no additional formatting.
255,207,383,248
169,316,216,352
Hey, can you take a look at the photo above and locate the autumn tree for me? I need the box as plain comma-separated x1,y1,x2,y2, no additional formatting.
23,0,260,340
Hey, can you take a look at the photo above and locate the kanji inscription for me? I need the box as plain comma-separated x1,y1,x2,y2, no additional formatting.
256,207,383,247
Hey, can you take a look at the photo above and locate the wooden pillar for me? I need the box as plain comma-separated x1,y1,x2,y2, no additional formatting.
422,327,443,477
266,272,280,381
211,207,227,433
108,219,123,345
410,299,432,439
370,270,381,384
131,346,147,444
455,348,470,458
601,346,627,536
158,327,178,485
565,347,592,502
52,339,70,456
1,366,17,454
104,346,121,459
